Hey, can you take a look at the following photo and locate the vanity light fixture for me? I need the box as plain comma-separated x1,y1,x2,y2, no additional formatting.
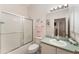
49,4,68,12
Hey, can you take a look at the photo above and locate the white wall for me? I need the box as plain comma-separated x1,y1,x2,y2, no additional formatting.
0,4,29,17
71,5,79,42
69,5,79,42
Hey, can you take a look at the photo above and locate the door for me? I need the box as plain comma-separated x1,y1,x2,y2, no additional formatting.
59,18,66,37
54,18,66,37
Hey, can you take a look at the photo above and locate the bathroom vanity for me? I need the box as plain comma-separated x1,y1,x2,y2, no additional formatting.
41,43,72,54
41,37,79,54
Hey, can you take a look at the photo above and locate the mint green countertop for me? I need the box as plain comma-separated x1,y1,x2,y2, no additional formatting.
41,37,79,53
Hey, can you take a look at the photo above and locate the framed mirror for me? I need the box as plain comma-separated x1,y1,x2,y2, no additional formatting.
46,5,70,39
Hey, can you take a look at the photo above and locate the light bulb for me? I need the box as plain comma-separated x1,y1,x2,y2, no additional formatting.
58,5,62,8
54,7,57,10
50,8,53,10
64,4,67,6
50,8,53,12
64,4,68,8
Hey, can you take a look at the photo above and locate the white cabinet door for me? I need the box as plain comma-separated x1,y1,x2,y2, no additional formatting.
57,48,73,54
41,43,56,54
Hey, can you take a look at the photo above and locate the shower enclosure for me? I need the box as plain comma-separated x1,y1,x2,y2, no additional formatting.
0,11,33,54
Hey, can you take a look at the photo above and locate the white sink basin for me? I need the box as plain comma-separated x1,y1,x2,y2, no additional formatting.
49,39,67,47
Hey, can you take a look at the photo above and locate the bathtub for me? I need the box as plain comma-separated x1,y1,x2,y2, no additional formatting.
8,42,32,54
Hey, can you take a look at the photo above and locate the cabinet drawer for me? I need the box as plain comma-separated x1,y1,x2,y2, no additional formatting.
57,48,73,54
41,43,56,54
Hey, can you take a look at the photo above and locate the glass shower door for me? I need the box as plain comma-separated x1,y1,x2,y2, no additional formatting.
0,12,23,53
